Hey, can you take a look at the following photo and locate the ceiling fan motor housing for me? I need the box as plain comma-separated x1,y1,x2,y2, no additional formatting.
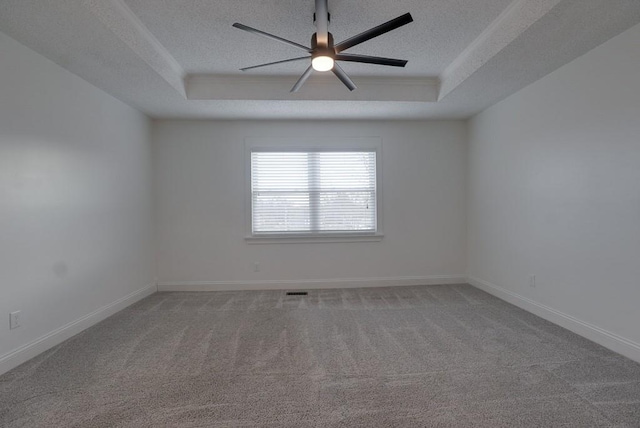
311,33,335,59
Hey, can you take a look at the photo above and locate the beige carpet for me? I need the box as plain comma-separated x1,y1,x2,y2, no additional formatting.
1,284,640,427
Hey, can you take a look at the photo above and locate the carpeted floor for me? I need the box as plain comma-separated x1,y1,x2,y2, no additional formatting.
1,284,640,427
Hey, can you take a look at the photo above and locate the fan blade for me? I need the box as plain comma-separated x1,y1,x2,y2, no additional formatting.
334,13,413,53
241,56,311,71
315,0,329,47
232,23,311,52
291,65,314,92
332,63,356,91
335,53,407,67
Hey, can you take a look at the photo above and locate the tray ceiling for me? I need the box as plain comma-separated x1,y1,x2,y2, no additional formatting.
123,0,513,77
0,0,639,119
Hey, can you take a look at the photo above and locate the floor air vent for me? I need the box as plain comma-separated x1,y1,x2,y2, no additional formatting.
286,292,308,296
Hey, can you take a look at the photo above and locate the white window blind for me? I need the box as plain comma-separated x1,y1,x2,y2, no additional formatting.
251,150,377,234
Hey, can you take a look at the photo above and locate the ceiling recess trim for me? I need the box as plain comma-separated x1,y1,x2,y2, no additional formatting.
82,0,186,97
438,0,563,100
186,75,440,102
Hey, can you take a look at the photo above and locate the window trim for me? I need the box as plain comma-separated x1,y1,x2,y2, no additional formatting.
244,137,383,243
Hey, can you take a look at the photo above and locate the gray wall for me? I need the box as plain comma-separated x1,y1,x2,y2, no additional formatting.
467,23,640,360
153,120,468,289
0,33,155,372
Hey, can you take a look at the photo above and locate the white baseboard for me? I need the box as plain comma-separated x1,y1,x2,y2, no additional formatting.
157,275,467,292
468,276,640,364
0,283,157,376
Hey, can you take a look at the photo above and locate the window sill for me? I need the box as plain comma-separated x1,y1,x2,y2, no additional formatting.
245,233,384,244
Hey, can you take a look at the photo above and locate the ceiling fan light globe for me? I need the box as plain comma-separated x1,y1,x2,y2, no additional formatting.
312,55,334,72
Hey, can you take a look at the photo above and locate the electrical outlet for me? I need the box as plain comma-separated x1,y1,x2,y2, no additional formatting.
253,262,260,272
529,275,536,288
9,311,21,330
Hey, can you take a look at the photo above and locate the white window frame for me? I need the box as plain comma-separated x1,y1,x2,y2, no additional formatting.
245,137,384,244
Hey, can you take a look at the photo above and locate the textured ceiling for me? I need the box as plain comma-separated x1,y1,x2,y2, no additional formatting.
0,0,639,119
123,0,513,76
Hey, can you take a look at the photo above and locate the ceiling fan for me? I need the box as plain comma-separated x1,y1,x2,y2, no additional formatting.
232,0,413,92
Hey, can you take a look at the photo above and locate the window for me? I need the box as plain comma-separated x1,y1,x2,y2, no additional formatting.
246,139,382,242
